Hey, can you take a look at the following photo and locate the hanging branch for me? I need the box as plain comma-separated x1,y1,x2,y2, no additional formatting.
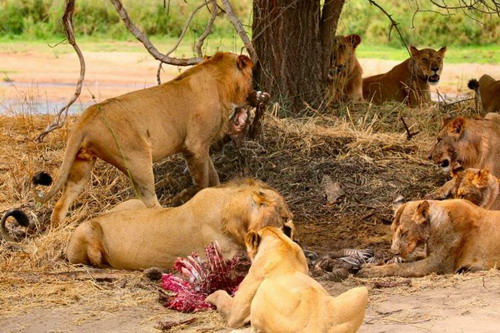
367,0,411,56
195,0,218,57
220,0,258,62
109,0,203,66
36,0,84,142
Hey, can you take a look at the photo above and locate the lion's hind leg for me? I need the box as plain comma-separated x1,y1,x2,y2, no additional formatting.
66,221,107,268
51,151,96,227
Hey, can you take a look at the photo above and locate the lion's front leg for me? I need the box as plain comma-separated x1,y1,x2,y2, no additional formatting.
424,178,456,200
358,257,443,278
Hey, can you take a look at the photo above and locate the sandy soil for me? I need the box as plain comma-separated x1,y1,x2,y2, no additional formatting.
1,50,499,109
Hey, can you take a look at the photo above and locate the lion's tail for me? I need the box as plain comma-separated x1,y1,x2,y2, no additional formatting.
32,130,85,203
468,79,479,92
1,209,30,242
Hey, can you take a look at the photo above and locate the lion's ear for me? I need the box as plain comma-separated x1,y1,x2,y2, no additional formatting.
245,230,261,252
449,117,465,137
409,46,419,57
237,55,252,70
474,168,490,187
415,201,430,224
346,34,361,48
252,191,269,207
438,46,447,56
282,221,294,240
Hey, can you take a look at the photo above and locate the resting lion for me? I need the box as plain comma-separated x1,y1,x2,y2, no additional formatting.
358,199,500,277
206,227,368,332
363,46,447,106
66,179,294,270
469,74,500,113
33,52,253,227
330,34,363,103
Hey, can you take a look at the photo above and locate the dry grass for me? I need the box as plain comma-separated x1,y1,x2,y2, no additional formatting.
0,95,480,329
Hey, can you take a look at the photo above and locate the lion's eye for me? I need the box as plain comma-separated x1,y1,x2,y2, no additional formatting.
422,58,429,63
400,230,408,237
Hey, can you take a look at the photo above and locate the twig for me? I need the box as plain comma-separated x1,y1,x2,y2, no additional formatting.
195,0,218,57
109,0,202,66
220,0,257,62
400,116,419,140
36,0,84,142
367,0,410,56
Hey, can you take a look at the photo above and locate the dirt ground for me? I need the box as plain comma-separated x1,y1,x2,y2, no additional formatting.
1,48,500,332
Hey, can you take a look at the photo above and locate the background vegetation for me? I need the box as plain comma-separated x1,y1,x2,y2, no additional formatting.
0,0,497,46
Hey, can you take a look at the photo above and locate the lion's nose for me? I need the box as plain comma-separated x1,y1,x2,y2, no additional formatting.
431,66,439,72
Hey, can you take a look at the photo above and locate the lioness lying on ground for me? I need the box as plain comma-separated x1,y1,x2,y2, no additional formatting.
206,227,368,332
358,199,500,277
363,46,446,107
469,74,500,113
330,34,363,103
66,179,294,270
33,52,253,227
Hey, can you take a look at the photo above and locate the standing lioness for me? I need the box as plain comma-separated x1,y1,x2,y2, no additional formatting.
34,52,253,226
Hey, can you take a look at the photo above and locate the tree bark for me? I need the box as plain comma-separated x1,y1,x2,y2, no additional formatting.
252,0,345,114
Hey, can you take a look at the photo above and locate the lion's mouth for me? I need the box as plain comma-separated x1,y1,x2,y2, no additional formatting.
428,74,440,84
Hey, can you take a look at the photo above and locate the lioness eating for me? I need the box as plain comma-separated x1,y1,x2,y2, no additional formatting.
66,179,294,270
363,46,446,106
358,199,500,277
206,226,368,332
33,52,253,227
469,74,500,113
330,34,363,103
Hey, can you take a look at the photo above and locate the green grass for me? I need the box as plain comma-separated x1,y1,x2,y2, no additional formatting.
0,36,498,65
357,44,499,64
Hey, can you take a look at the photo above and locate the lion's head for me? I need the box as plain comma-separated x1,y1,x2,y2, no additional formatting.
220,179,295,246
390,201,439,257
452,168,494,206
409,46,447,85
428,117,468,174
244,226,302,264
331,34,361,77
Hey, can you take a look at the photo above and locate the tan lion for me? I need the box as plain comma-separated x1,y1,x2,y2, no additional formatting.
206,226,368,332
452,168,500,210
358,199,500,277
363,46,447,106
428,116,500,176
66,179,294,270
33,52,253,227
330,34,363,103
469,74,500,113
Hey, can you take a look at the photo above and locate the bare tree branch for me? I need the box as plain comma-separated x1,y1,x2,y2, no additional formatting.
221,0,258,62
109,0,203,66
36,0,84,142
195,0,218,57
367,0,411,56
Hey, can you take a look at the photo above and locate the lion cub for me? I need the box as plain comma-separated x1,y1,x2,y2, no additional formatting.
330,34,364,103
359,199,500,277
363,46,446,106
452,168,500,210
207,227,368,332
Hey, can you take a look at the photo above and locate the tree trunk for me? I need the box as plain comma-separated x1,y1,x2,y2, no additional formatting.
252,0,345,114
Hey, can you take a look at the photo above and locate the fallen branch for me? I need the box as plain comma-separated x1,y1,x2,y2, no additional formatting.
400,116,419,140
36,0,84,142
221,0,258,62
372,279,412,289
